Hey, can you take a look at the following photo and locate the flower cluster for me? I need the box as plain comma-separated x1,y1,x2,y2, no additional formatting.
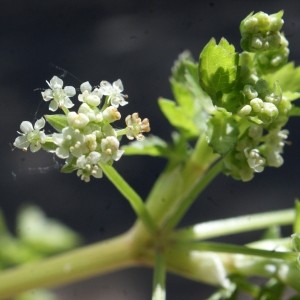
14,76,150,182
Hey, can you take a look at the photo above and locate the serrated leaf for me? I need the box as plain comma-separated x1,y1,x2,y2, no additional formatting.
158,98,200,138
206,112,238,155
45,114,68,132
199,38,239,100
289,105,300,117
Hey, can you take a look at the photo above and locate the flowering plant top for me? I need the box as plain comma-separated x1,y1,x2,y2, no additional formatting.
14,78,150,182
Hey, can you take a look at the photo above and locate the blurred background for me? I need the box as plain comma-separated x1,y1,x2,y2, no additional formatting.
1,0,300,299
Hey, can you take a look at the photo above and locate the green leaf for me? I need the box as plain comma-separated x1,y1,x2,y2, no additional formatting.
289,105,300,117
61,156,77,173
171,50,195,82
158,98,200,138
206,111,239,155
41,141,57,152
199,38,239,100
17,205,82,254
122,135,169,157
45,114,68,132
170,79,195,116
263,62,300,93
283,91,300,101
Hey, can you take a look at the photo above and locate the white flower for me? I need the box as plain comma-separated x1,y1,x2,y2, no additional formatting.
100,79,128,108
244,148,266,173
42,76,76,111
14,118,46,152
78,81,103,107
78,103,103,123
125,113,150,141
102,106,121,123
100,136,124,164
67,111,89,128
76,152,102,182
52,127,87,159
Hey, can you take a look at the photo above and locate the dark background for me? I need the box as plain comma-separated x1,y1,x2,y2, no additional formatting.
1,0,300,299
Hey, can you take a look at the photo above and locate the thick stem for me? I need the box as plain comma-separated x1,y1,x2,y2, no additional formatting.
0,232,139,299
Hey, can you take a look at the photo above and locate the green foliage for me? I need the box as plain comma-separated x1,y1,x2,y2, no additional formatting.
45,114,68,132
206,111,239,155
199,38,239,102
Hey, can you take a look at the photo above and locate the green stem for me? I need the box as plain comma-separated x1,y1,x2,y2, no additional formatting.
100,164,157,234
173,241,297,261
164,160,223,231
116,128,127,137
61,107,69,115
172,209,295,241
0,232,138,299
152,248,166,300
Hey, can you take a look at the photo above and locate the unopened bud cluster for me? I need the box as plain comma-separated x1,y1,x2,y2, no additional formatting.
222,11,292,181
240,11,284,52
13,76,150,182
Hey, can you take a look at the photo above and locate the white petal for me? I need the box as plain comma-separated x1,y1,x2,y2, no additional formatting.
30,142,41,153
92,168,103,179
112,79,123,92
64,86,76,97
76,155,86,168
20,121,33,134
50,76,63,89
100,81,113,95
34,117,45,130
41,89,53,101
86,94,100,107
114,149,124,161
52,133,64,146
39,131,46,144
89,151,101,163
49,100,58,111
14,136,30,149
56,146,69,159
80,82,92,93
63,97,74,108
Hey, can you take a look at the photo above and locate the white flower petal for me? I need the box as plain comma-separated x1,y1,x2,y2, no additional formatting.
30,142,41,153
63,97,74,108
113,79,123,92
14,136,30,149
89,152,101,163
20,121,33,134
49,100,58,111
41,89,53,101
80,82,92,93
34,117,45,130
49,76,63,89
92,168,103,179
52,133,64,146
64,86,76,97
56,146,69,159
